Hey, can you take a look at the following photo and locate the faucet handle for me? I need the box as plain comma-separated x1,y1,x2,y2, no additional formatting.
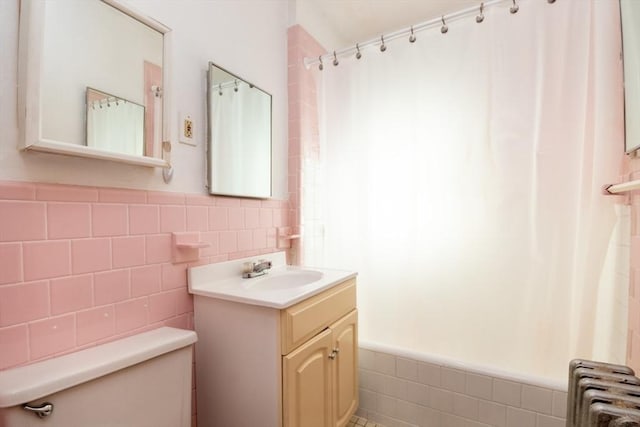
242,262,255,274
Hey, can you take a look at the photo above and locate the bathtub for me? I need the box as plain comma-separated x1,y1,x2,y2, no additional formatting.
356,341,567,427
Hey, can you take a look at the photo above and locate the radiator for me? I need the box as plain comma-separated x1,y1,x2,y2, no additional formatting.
567,359,640,427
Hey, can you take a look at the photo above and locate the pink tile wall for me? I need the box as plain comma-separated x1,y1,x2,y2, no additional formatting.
626,157,640,371
0,180,289,370
287,25,326,264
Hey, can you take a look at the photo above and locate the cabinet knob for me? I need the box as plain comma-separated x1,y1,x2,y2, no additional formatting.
328,350,338,360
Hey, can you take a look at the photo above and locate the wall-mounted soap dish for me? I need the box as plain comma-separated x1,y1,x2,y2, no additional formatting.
276,227,300,249
172,232,211,263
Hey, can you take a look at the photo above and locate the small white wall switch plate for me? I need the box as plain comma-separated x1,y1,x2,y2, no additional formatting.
179,112,196,146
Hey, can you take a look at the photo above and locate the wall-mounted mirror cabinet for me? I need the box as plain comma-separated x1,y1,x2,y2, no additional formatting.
621,0,640,153
18,0,171,168
207,62,272,199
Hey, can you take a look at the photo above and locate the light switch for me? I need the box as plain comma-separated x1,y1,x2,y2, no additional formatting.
179,112,196,146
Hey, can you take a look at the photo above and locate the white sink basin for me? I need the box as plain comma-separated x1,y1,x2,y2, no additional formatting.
242,269,324,290
188,252,356,308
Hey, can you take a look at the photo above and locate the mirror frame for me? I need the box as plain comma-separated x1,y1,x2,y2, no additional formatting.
17,0,172,168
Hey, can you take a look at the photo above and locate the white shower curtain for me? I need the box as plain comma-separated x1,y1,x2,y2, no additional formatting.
87,101,144,156
304,0,626,380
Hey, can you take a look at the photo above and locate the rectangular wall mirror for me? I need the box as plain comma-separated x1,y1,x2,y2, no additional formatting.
18,0,170,168
621,0,640,153
207,62,272,199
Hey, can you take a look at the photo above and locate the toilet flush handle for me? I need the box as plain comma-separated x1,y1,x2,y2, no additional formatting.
23,402,54,418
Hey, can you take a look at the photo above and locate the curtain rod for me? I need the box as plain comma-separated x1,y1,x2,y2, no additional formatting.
304,0,557,69
604,179,640,195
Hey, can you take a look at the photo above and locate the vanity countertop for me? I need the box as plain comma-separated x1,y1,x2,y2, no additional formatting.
188,252,356,309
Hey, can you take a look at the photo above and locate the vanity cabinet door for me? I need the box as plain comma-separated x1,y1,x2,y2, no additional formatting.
283,328,333,427
331,309,358,427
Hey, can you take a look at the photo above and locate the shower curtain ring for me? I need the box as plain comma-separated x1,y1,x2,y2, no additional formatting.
476,3,485,23
380,35,387,52
510,0,519,14
332,51,339,66
318,55,324,71
355,43,362,59
441,16,448,34
409,26,416,43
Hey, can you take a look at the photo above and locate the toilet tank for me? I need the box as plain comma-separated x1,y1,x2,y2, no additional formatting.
0,327,197,427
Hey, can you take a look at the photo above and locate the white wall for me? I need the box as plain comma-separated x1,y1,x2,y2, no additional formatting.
0,0,288,198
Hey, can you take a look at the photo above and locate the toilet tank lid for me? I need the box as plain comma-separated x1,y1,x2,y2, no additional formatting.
0,327,197,408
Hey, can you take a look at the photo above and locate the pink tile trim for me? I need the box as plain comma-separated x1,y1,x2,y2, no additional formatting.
241,199,261,208
215,197,242,208
98,188,146,204
23,240,71,281
0,243,22,285
36,184,99,202
0,181,36,200
185,194,216,206
148,191,186,205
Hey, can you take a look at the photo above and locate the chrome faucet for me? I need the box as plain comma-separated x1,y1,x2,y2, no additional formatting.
242,259,272,278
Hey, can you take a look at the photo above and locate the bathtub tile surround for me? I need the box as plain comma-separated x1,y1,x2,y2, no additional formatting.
349,414,386,427
0,180,289,371
357,346,566,427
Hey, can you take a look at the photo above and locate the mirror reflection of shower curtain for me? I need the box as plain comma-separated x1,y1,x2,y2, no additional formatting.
87,101,144,156
211,85,271,196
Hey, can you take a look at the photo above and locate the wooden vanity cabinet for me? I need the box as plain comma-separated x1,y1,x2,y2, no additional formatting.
283,309,358,427
193,277,358,427
280,278,358,427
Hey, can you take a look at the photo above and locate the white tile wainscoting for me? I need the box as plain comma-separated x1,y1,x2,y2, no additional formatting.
356,344,567,427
